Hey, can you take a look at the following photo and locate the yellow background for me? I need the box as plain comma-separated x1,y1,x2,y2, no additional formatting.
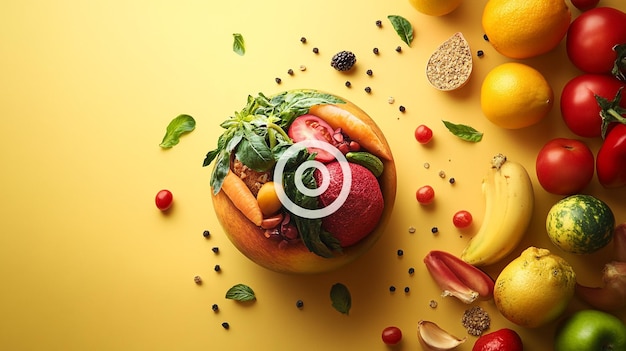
1,0,625,350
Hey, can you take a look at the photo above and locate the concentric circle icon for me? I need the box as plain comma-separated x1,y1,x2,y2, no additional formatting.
273,140,352,219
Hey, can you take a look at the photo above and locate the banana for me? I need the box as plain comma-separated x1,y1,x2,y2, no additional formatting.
461,154,534,266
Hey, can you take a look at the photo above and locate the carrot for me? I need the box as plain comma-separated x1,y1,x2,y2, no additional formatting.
221,170,264,226
309,104,392,160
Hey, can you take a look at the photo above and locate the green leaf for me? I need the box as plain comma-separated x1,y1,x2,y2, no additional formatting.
225,284,256,302
330,283,351,315
387,15,414,47
442,120,483,142
596,87,626,139
159,114,196,148
233,33,245,56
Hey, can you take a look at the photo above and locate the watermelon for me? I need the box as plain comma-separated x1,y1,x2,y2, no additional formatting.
546,194,615,254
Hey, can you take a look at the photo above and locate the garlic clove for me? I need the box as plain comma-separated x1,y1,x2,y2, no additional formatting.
418,320,467,351
424,250,495,304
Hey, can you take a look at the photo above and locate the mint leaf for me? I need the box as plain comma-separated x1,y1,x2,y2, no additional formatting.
233,33,245,56
330,283,351,315
388,15,413,47
442,120,483,142
159,114,195,148
225,284,256,302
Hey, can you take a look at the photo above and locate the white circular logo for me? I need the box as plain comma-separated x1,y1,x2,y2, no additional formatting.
273,140,352,219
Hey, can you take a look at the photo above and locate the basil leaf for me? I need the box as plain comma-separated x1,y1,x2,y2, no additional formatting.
225,284,256,302
442,120,483,142
233,33,245,56
330,283,351,315
210,149,230,195
159,114,195,148
388,15,414,47
235,129,274,171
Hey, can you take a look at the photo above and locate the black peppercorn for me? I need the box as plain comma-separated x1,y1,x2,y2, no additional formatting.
449,178,456,184
203,230,210,238
408,267,415,275
212,304,219,312
214,264,221,272
404,286,410,293
395,46,402,53
275,77,281,84
477,50,484,57
221,322,230,329
287,68,294,75
300,37,307,43
296,300,304,308
312,47,319,54
431,227,439,234
389,285,396,292
399,105,406,113
375,20,382,27
212,247,219,254
483,34,489,41
373,47,379,55
397,249,404,257
366,69,373,76
364,86,372,93
345,81,351,87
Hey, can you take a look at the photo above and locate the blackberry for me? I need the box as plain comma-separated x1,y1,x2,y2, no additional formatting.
330,50,356,71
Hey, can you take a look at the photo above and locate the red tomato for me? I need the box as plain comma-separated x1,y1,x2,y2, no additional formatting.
560,74,626,138
536,138,595,195
571,0,599,11
287,114,336,163
416,185,435,205
566,7,626,75
414,124,433,144
381,326,402,345
155,189,173,211
452,210,473,228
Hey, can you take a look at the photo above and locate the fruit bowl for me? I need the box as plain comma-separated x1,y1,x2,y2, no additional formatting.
209,90,396,274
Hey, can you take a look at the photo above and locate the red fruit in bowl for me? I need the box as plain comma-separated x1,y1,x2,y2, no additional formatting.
473,328,523,351
315,161,384,247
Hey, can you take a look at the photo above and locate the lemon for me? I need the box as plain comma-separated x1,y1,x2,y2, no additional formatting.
480,62,554,129
408,0,462,16
494,247,576,328
482,0,571,59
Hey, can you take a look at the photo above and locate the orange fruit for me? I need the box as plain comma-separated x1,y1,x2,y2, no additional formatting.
482,0,571,59
494,247,576,328
480,62,554,129
408,0,462,16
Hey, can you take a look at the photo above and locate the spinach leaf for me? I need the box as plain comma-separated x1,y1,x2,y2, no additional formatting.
225,284,256,301
232,33,245,56
442,120,483,142
159,114,195,148
235,127,274,171
330,283,351,315
388,15,414,47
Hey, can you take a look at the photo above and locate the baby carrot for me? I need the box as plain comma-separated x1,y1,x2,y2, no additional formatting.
221,170,264,226
309,104,392,160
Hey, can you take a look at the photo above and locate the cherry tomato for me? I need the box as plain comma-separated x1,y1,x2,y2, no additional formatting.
287,114,336,162
560,74,626,138
416,185,435,205
570,0,599,11
414,124,433,144
155,189,173,211
452,210,473,228
566,7,626,76
381,326,402,345
536,138,594,195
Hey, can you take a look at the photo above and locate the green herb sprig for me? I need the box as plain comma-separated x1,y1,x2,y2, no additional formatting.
225,284,256,302
159,114,196,148
388,15,414,47
203,90,344,195
442,120,483,142
330,283,352,315
233,33,245,56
